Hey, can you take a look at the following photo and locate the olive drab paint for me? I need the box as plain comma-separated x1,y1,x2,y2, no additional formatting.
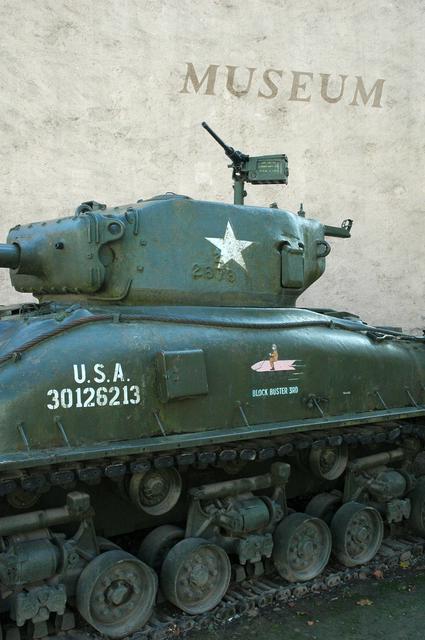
0,124,423,468
0,125,424,638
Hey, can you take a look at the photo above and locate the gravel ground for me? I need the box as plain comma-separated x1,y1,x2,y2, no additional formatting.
190,566,425,640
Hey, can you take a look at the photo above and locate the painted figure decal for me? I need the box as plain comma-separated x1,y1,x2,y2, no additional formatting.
251,344,296,372
269,344,278,370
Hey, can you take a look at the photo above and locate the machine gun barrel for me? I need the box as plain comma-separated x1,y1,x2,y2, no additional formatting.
202,121,249,165
0,244,20,269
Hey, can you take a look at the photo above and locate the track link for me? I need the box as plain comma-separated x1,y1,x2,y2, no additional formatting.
63,534,425,640
2,419,425,640
1,420,422,496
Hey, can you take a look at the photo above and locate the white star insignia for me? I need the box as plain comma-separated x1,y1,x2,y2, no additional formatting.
205,221,254,271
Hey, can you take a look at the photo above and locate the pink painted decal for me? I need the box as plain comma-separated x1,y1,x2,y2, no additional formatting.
251,360,296,372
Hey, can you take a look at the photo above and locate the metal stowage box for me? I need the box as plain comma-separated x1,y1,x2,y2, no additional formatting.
156,349,209,402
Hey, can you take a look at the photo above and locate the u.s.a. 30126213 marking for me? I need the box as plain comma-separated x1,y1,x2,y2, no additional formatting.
46,361,142,410
46,385,141,410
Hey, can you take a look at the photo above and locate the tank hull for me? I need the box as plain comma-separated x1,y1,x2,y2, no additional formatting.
0,305,423,470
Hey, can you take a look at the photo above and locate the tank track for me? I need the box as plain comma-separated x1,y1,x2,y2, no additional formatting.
134,533,425,640
0,419,422,495
1,418,425,640
58,533,425,640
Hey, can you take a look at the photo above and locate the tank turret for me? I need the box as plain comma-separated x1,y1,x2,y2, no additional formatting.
1,124,351,307
2,200,352,307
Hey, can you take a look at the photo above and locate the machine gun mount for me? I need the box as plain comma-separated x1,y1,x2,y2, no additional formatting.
202,122,289,205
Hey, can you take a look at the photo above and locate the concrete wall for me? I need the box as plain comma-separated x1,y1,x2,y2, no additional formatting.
0,0,423,331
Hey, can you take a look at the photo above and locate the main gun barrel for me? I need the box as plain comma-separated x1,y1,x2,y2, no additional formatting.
0,244,20,269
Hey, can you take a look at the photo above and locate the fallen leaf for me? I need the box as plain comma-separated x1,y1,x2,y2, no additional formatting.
356,598,373,606
372,569,384,580
400,560,410,569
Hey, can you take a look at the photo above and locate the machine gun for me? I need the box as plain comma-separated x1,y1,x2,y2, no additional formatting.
202,122,289,205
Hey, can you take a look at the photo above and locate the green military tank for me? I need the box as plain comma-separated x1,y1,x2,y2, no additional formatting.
0,123,424,639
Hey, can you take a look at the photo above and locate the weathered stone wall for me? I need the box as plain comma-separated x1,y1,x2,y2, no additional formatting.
0,0,423,330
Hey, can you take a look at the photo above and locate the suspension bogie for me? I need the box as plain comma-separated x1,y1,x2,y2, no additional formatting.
0,493,98,635
0,426,425,638
0,492,157,639
183,463,289,565
341,448,417,525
